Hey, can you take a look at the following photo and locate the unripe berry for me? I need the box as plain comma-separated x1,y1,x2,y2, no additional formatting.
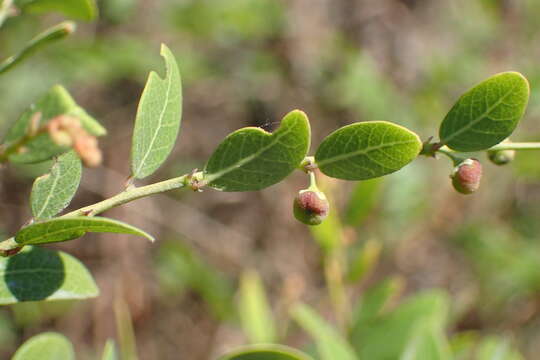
451,159,482,195
488,149,515,166
293,189,329,225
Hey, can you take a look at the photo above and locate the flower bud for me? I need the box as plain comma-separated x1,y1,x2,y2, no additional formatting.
451,159,482,195
488,149,515,166
293,189,330,225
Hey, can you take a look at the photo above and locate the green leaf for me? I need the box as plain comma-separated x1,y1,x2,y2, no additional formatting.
15,0,98,21
101,339,118,360
0,22,75,76
3,85,106,164
399,319,451,360
439,72,530,152
344,178,383,226
315,121,422,180
238,270,276,344
0,246,98,304
131,44,182,179
476,336,524,360
204,110,310,191
30,151,82,220
12,332,75,360
15,217,154,245
219,344,314,360
291,303,358,360
346,239,383,283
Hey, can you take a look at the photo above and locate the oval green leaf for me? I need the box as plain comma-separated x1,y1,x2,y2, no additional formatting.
15,0,98,21
131,44,182,179
0,246,98,304
315,121,421,180
291,303,358,360
15,217,154,245
12,332,75,360
204,110,311,191
31,150,82,220
439,72,529,152
3,85,106,164
219,344,314,360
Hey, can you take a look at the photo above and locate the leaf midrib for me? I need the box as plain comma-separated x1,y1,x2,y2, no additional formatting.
442,81,519,144
316,139,417,167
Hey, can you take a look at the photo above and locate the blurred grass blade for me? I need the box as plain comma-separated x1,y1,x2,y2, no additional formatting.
239,269,277,344
101,339,118,360
344,178,383,226
12,332,75,360
219,344,314,360
0,246,99,304
30,151,82,220
399,319,452,360
346,239,382,283
291,303,358,360
15,0,98,21
0,21,75,75
15,217,154,245
114,296,138,360
476,336,524,360
131,43,182,179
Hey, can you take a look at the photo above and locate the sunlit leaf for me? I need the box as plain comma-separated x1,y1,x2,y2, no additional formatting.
12,332,75,360
3,85,106,164
315,121,421,180
291,303,358,360
101,339,118,360
205,110,310,191
15,217,154,245
30,151,81,220
0,246,98,304
476,336,524,360
131,44,182,179
239,270,276,344
16,0,98,21
439,72,529,151
219,344,314,360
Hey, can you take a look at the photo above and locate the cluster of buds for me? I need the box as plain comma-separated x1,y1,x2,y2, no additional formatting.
47,115,102,167
451,158,482,195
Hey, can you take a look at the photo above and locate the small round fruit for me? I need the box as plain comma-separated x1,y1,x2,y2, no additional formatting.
488,149,515,166
293,190,330,225
451,159,482,195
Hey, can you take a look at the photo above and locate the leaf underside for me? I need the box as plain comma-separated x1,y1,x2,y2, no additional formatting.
219,344,314,360
31,150,82,220
315,121,422,180
15,216,155,245
131,43,182,179
0,246,98,304
439,71,529,152
204,109,311,191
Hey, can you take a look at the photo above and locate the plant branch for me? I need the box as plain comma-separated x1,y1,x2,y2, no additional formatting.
487,142,540,151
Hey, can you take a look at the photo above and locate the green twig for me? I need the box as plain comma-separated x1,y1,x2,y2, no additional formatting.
0,0,13,28
487,142,540,151
0,21,75,75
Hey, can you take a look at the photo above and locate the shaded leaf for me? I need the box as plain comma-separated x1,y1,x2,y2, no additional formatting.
291,303,358,360
15,217,154,245
3,85,106,164
239,269,276,344
0,22,75,75
439,72,529,151
315,121,421,180
219,344,314,360
15,0,98,21
0,246,98,304
12,332,75,360
344,178,383,226
346,239,383,283
131,44,182,179
31,150,82,220
205,110,310,191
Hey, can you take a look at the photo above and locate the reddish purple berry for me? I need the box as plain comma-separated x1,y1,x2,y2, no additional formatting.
293,190,330,225
451,159,482,195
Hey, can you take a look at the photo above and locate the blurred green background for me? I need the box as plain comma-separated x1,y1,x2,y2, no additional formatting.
2,0,540,359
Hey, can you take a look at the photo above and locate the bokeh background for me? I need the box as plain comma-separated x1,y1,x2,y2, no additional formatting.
1,0,540,358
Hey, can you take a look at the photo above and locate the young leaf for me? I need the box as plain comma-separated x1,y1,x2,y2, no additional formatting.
399,319,452,360
204,110,311,191
30,150,82,220
219,344,314,360
3,85,106,164
0,22,75,75
131,44,182,179
0,246,98,304
315,121,422,180
439,72,529,152
15,217,154,245
101,340,118,360
291,303,358,360
238,270,277,344
12,332,75,360
15,0,98,21
476,336,523,360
